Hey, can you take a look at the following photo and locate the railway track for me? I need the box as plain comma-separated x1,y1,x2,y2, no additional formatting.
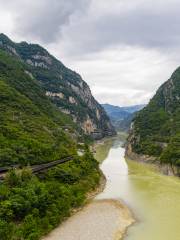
0,156,73,181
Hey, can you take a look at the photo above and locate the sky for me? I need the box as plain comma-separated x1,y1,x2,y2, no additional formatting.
0,0,180,106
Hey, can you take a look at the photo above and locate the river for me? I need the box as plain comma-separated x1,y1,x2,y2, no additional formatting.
44,135,180,240
96,135,180,240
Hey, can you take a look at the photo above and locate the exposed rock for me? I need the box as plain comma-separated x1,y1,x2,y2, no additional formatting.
26,59,34,66
32,54,52,65
126,66,180,168
24,70,34,79
0,34,116,139
69,96,77,104
7,45,19,56
59,108,71,115
34,61,49,69
82,118,95,135
26,59,49,69
125,141,180,177
125,141,156,164
46,91,64,99
96,109,101,120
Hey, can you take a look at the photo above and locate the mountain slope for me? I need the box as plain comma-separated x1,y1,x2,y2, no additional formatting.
126,68,180,167
0,49,79,166
0,46,101,240
102,104,145,131
0,34,115,139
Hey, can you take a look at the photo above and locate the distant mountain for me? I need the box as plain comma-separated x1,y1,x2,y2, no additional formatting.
102,104,145,131
126,66,180,167
121,105,147,113
0,33,115,139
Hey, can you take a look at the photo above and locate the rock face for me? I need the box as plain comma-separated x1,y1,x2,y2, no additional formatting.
125,140,180,176
0,49,79,166
0,33,116,139
126,66,180,167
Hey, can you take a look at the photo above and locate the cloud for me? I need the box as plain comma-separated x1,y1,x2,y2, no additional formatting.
63,46,177,106
0,0,91,43
0,0,180,106
54,0,180,57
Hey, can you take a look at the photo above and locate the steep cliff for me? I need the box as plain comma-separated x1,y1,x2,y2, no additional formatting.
0,49,78,166
126,67,180,167
0,33,116,139
0,48,102,240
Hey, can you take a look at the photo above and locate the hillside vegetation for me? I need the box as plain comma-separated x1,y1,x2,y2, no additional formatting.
0,150,100,240
0,47,101,240
0,33,115,139
0,49,77,167
128,67,180,166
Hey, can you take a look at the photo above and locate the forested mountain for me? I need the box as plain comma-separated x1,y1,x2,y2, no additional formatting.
0,34,115,140
0,49,78,167
0,35,102,239
126,67,180,166
102,103,145,131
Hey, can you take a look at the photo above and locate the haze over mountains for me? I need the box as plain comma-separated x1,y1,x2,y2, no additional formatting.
102,103,145,131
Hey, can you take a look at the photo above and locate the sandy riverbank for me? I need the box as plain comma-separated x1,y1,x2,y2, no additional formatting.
42,199,134,240
42,136,134,240
41,166,134,240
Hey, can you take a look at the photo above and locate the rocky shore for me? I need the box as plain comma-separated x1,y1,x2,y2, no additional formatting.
125,142,180,177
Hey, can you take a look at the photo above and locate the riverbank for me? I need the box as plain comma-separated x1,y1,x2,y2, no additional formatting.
41,169,105,240
42,168,134,240
42,199,134,240
125,142,180,176
91,135,180,240
42,136,135,240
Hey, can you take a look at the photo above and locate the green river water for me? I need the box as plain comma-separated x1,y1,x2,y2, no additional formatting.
95,135,180,240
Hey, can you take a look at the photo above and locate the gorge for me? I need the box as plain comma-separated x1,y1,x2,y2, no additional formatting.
0,32,180,240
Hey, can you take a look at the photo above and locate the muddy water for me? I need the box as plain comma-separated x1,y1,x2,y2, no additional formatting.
96,136,180,240
42,135,133,240
43,135,180,240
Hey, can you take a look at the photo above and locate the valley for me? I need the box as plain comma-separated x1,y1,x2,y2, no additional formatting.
0,32,179,240
42,135,180,240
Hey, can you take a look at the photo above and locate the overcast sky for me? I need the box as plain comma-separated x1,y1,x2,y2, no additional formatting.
1,0,180,106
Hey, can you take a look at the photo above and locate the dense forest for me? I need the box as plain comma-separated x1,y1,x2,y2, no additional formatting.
0,47,101,239
0,150,100,240
128,67,180,166
0,49,78,167
0,33,115,139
